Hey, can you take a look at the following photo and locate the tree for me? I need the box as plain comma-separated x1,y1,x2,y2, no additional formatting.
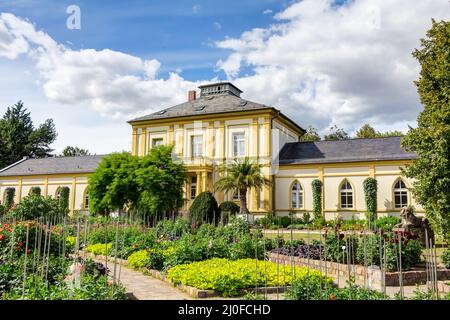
215,157,271,215
189,191,220,225
324,125,349,141
377,130,404,137
62,146,90,157
136,145,187,218
88,152,139,215
401,20,450,242
88,146,186,217
356,124,377,138
300,126,321,142
0,101,57,168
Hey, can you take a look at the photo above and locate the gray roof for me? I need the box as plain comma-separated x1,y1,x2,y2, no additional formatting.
278,137,416,165
0,155,106,177
128,92,305,133
128,93,272,122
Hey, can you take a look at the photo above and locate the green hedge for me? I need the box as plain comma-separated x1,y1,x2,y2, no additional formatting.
363,178,377,225
189,191,220,225
311,179,322,219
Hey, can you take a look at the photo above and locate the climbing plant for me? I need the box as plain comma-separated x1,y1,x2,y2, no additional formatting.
311,179,323,219
4,187,15,208
58,186,70,214
30,186,41,196
363,177,377,226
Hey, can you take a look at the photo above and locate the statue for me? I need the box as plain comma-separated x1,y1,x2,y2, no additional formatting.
394,206,434,246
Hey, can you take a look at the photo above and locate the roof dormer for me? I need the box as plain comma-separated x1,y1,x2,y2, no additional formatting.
198,82,242,98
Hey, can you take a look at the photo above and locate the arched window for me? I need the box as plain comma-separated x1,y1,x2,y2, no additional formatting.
291,181,303,209
55,187,61,200
340,180,353,209
83,188,90,210
394,179,408,209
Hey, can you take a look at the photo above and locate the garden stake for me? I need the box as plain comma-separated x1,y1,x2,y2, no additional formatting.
424,228,430,290
32,218,39,274
45,222,52,284
254,229,258,295
363,229,367,287
9,218,16,262
432,242,439,299
113,220,119,286
22,224,30,299
276,218,280,300
41,222,48,278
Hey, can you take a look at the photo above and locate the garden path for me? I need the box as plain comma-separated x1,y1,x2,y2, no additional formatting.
90,255,193,300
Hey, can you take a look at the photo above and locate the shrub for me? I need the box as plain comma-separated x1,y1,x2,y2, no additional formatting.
356,234,422,271
219,201,240,215
167,258,329,297
311,179,322,219
285,275,335,300
4,188,15,208
57,186,70,214
10,194,65,220
30,186,42,196
324,233,358,264
219,201,239,223
189,192,220,225
375,216,401,232
286,279,387,300
363,177,377,224
85,243,113,256
442,249,450,269
127,250,149,269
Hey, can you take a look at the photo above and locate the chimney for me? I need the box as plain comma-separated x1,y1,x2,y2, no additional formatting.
188,90,196,102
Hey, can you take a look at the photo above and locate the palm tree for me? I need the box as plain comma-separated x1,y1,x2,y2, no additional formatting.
214,157,271,216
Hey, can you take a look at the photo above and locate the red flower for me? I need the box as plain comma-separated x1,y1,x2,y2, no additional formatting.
0,234,5,241
330,293,335,300
18,241,24,247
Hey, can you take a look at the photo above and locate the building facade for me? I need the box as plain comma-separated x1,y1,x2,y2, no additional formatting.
0,82,423,219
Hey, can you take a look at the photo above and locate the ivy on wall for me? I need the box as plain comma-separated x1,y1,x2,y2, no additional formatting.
4,187,15,208
363,177,377,225
58,187,70,213
311,179,323,219
30,186,41,196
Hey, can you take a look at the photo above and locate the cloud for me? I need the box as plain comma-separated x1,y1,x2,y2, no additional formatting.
192,4,200,14
216,0,450,133
0,0,449,136
263,9,273,15
0,12,198,119
213,21,222,30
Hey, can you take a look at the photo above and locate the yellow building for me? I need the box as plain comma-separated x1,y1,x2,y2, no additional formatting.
0,82,422,219
0,156,104,213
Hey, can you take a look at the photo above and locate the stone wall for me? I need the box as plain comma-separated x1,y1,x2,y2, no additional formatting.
267,252,450,290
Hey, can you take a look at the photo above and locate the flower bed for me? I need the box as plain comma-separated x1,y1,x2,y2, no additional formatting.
167,258,333,297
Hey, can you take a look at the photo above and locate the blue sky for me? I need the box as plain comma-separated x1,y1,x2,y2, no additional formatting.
0,0,448,154
0,0,292,80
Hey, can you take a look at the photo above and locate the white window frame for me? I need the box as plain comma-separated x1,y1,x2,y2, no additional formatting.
232,132,246,157
340,180,353,209
291,182,303,209
394,180,408,209
191,135,203,157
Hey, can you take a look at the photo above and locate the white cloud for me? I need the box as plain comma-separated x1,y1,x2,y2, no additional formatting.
192,4,200,14
263,9,273,15
213,21,222,30
0,13,199,119
216,0,450,133
0,0,449,139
